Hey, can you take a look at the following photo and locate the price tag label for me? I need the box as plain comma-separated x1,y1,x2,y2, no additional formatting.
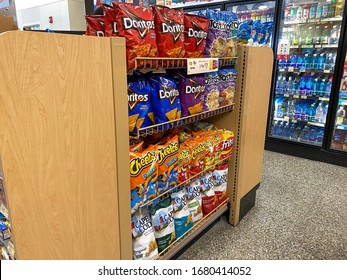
288,67,294,72
319,97,330,101
284,117,290,122
293,95,299,98
279,68,285,72
284,94,290,97
187,58,218,75
301,96,307,99
292,119,297,123
323,70,331,73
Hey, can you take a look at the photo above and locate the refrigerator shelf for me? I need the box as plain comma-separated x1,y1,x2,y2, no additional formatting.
284,16,343,25
276,93,330,101
270,135,321,146
290,44,338,49
336,124,347,131
278,67,334,74
274,117,326,128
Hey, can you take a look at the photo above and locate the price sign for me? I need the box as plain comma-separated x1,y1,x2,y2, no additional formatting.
301,96,307,99
276,39,290,61
323,70,331,73
187,58,218,75
288,66,294,72
293,95,299,98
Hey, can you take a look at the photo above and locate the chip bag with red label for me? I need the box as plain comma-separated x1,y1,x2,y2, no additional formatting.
178,143,191,183
85,15,105,37
113,2,158,69
213,163,228,204
188,139,206,176
184,14,209,58
153,5,185,58
103,4,118,37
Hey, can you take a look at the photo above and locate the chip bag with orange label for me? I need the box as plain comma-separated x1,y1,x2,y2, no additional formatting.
189,139,206,176
177,143,191,183
219,130,234,159
130,145,159,213
157,135,179,194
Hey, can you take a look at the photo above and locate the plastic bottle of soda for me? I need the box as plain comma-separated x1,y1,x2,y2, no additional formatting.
309,3,317,19
316,3,323,19
299,76,306,95
321,24,330,44
325,77,332,97
322,3,329,18
309,127,318,143
336,106,346,124
283,122,291,138
319,77,327,97
316,128,324,145
312,25,321,44
303,4,310,20
312,76,319,96
308,103,317,121
306,76,313,96
315,102,324,122
323,103,329,123
329,0,337,18
301,125,310,142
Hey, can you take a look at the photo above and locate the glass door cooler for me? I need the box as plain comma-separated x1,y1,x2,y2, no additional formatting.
268,0,346,148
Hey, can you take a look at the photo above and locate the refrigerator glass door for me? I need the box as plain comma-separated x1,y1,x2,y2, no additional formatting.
269,0,345,147
330,53,347,151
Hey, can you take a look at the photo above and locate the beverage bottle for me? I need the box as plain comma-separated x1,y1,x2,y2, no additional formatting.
300,125,310,142
297,5,304,20
293,27,300,45
308,103,317,121
342,135,347,151
283,122,291,138
312,52,318,69
289,123,297,139
323,103,329,123
287,77,294,94
276,75,283,94
305,26,314,44
290,54,297,67
272,121,278,136
304,52,312,69
295,125,302,141
322,3,329,18
299,76,306,95
312,25,321,44
292,77,299,94
319,77,327,97
332,133,342,149
309,127,318,143
281,76,288,94
316,128,324,145
298,26,306,45
297,55,305,68
329,0,337,18
316,3,323,19
328,25,338,44
306,76,313,96
277,121,284,137
251,10,257,20
325,77,332,97
274,98,282,117
301,103,309,121
317,52,326,70
294,102,302,120
325,52,332,70
321,24,330,44
336,106,346,124
315,102,324,122
287,99,296,118
330,52,337,70
309,3,317,19
281,99,289,117
291,6,298,21
303,4,310,20
335,0,343,17
312,76,319,96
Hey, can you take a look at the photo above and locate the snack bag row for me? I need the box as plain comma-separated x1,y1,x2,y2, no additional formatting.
237,20,273,46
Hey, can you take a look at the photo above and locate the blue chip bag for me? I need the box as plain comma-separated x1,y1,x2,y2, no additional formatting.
171,189,193,238
237,19,253,44
257,22,268,45
265,21,273,46
218,67,237,107
250,20,261,45
149,75,181,124
128,75,154,133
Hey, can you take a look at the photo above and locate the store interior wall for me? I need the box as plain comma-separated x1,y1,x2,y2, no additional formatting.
15,0,85,30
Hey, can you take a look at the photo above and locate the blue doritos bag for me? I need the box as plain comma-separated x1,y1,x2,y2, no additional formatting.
128,75,154,133
149,75,181,124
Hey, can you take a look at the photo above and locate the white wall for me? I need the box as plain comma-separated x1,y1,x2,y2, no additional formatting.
16,0,85,31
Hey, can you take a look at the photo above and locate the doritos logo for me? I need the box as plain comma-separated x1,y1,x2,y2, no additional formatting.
122,9,155,39
158,142,179,165
128,89,149,110
130,151,156,176
161,18,184,43
187,22,207,47
159,86,179,105
185,79,205,99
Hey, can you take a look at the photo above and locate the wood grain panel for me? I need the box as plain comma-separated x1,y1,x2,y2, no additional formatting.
0,31,121,259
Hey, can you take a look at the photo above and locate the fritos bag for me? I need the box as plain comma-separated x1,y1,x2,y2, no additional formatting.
171,189,193,238
157,135,179,194
103,4,118,37
113,2,157,69
186,179,203,223
130,145,158,213
85,15,105,37
219,130,234,159
132,209,158,260
177,143,191,183
150,197,176,253
149,75,181,124
128,76,154,133
189,139,206,176
184,14,209,58
213,163,228,204
153,5,185,58
178,73,205,117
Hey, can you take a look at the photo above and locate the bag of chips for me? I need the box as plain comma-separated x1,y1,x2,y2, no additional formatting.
153,5,185,58
201,194,218,216
201,132,215,169
157,135,179,194
132,209,159,260
103,4,118,37
188,139,206,176
85,15,105,37
186,179,203,223
128,76,155,133
184,14,209,58
200,171,215,197
213,163,228,204
204,72,220,111
203,9,239,58
171,189,193,238
178,73,205,117
177,143,191,183
250,20,261,45
149,75,181,124
219,130,234,159
237,19,253,44
150,197,176,253
130,145,158,213
130,141,144,153
218,68,237,107
113,3,157,69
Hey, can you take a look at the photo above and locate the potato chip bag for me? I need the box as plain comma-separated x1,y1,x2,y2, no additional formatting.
153,5,185,58
201,132,215,169
218,68,237,107
130,145,158,212
150,197,176,253
213,163,228,204
184,14,209,58
189,139,206,176
113,2,157,69
103,4,118,37
186,179,203,223
219,130,234,159
200,171,215,197
128,76,154,133
85,15,105,37
178,73,205,117
177,143,191,183
171,189,193,238
149,75,181,124
204,72,220,111
157,135,179,194
213,130,223,162
202,194,219,216
132,209,158,260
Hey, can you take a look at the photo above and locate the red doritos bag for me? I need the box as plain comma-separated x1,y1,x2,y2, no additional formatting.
153,5,185,58
103,4,118,37
184,14,209,58
85,15,105,37
113,2,158,69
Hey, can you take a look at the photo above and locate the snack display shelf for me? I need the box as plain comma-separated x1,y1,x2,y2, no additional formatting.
276,93,330,101
278,67,334,74
130,104,235,139
140,155,232,208
133,57,237,70
336,124,347,131
155,199,229,260
284,16,343,25
289,44,338,49
274,117,326,128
